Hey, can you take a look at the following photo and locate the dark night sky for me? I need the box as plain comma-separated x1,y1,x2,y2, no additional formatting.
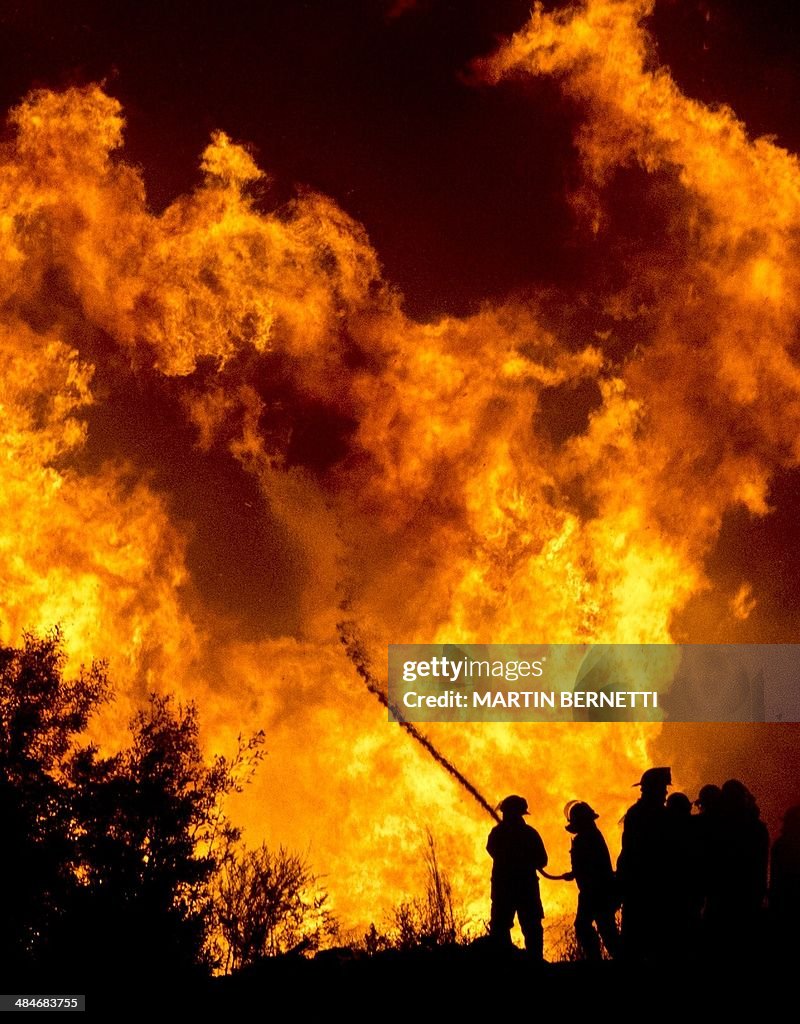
2,0,798,321
1,0,799,641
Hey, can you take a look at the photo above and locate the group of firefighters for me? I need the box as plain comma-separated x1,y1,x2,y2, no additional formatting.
487,766,799,961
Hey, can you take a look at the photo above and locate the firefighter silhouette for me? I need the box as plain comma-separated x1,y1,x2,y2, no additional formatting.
561,800,620,960
616,766,672,960
770,805,800,959
703,779,769,960
487,795,548,957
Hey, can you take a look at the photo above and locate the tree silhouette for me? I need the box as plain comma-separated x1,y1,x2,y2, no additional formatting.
0,629,264,982
0,628,108,970
64,694,264,979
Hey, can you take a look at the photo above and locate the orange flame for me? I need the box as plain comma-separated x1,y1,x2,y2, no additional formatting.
2,1,799,943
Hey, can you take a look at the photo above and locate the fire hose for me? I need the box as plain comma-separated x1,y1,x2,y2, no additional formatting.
338,621,574,882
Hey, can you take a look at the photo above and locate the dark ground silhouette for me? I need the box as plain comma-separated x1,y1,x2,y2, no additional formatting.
1,631,798,1008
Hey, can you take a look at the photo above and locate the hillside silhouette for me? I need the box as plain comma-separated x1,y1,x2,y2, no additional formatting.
1,629,798,1009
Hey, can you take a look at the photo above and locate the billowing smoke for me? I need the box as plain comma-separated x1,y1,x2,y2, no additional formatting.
1,0,799,936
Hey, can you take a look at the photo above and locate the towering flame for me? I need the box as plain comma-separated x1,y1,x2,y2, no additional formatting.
2,1,799,941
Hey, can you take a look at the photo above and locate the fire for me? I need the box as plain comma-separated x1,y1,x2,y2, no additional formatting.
2,0,799,945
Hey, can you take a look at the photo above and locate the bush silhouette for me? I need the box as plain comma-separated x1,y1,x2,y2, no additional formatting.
389,830,467,950
211,843,337,970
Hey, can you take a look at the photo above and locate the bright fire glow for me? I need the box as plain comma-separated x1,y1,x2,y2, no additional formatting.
2,1,799,942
